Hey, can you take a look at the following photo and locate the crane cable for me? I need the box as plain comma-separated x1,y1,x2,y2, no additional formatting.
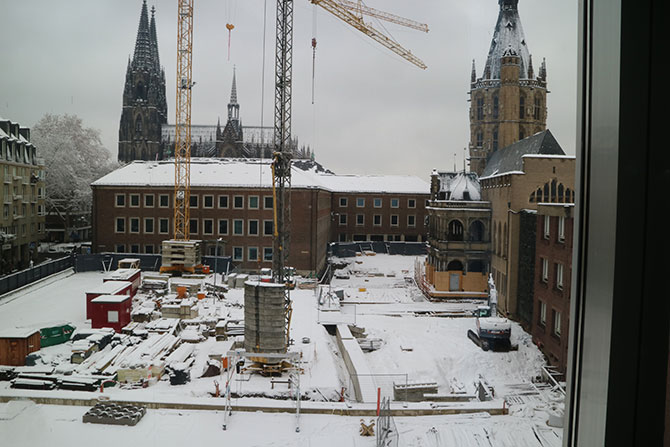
311,4,317,105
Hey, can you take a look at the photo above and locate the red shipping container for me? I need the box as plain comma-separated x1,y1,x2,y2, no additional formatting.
104,269,141,296
85,281,133,319
90,295,132,333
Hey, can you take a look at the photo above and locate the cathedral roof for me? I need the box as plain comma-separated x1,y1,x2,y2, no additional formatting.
480,129,565,179
482,0,532,80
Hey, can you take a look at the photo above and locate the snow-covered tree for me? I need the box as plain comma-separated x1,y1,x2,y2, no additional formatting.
31,114,118,238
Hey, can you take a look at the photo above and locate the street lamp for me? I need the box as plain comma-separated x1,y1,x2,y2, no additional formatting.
214,237,223,286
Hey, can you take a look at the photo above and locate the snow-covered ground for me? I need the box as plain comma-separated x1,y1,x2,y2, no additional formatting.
0,254,564,445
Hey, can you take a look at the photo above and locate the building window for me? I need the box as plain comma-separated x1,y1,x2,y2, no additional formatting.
373,198,382,208
130,217,140,233
539,300,547,326
159,194,169,207
144,194,154,208
390,198,399,208
356,214,364,226
233,246,243,261
159,218,169,234
233,219,244,235
543,215,551,239
534,96,541,120
476,130,483,148
373,215,382,226
116,244,125,253
476,96,484,120
115,194,125,207
339,197,348,207
556,263,564,289
390,215,399,227
203,218,214,235
264,196,273,209
553,310,562,337
203,195,214,208
339,214,347,225
541,258,549,282
233,195,244,209
145,245,154,254
189,218,198,235
263,247,273,261
248,219,259,236
218,195,229,208
520,95,526,119
264,220,273,236
144,217,154,234
129,194,140,207
492,128,499,151
248,196,259,209
356,198,365,208
218,219,229,235
408,199,416,208
248,247,258,261
558,216,566,241
130,244,140,254
408,215,416,227
493,95,499,119
115,217,125,233
189,194,198,208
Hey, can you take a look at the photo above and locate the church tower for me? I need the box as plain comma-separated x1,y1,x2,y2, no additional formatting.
468,0,547,175
216,70,245,157
118,1,167,163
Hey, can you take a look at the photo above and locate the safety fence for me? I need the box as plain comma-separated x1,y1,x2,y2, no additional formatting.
74,253,232,274
376,397,399,447
330,242,427,258
0,256,73,296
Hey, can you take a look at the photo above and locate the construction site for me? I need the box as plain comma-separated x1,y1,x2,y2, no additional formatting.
0,0,569,446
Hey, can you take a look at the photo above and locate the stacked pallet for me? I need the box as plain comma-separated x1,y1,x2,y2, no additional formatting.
161,240,202,268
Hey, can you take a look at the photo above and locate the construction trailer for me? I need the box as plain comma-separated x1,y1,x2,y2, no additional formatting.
85,280,133,319
89,295,132,333
104,267,141,295
0,328,41,366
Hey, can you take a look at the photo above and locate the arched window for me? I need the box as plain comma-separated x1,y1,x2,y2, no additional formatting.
543,183,550,201
135,116,143,134
534,96,541,120
504,222,508,254
558,183,565,202
537,187,543,202
519,128,525,140
476,97,484,120
520,95,526,119
476,130,483,148
447,260,463,271
566,188,572,203
448,220,464,241
493,128,499,151
469,220,485,242
135,82,146,100
551,179,557,202
493,95,499,119
530,191,536,202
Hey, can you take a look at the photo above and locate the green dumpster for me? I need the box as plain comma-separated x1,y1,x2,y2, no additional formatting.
40,323,75,347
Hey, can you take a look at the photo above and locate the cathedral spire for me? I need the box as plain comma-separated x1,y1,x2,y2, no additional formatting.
227,68,240,121
471,59,477,83
132,0,153,70
230,67,238,105
149,5,161,72
483,0,531,80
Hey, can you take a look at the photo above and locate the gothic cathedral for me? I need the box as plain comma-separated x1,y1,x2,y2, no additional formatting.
118,1,167,163
468,0,547,175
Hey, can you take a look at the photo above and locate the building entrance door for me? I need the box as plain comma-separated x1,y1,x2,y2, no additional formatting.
449,273,460,291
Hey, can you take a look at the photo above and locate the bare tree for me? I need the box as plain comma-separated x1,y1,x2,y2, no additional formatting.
31,114,118,241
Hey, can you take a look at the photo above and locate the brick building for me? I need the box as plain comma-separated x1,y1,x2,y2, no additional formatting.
480,130,575,325
0,118,46,273
531,204,573,374
91,159,429,275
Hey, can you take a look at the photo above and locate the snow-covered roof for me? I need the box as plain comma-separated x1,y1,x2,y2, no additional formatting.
92,159,430,195
91,294,131,304
433,171,481,201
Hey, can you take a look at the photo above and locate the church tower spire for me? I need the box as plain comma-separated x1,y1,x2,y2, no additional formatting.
118,1,168,163
467,0,547,176
228,68,240,121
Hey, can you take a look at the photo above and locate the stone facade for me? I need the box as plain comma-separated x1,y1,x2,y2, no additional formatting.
531,204,573,374
0,118,46,272
118,1,167,163
469,0,548,176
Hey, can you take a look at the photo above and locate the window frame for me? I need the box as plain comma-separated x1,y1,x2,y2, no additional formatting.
144,194,154,208
115,193,126,208
218,218,229,235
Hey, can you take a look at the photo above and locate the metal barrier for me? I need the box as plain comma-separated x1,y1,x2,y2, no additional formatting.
376,397,399,447
74,253,232,273
0,256,73,296
330,242,427,258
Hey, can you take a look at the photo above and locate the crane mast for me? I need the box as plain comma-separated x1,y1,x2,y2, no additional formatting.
174,0,194,241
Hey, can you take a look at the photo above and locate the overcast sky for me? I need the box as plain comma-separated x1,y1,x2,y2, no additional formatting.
1,0,577,179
